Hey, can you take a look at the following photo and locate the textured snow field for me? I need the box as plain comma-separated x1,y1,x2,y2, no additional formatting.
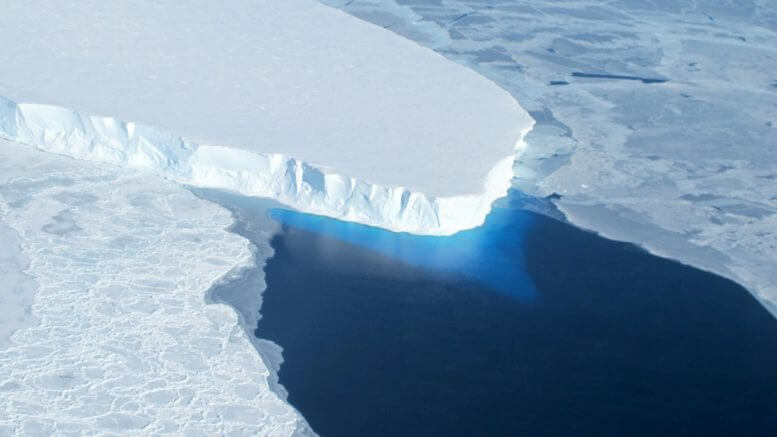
322,0,777,315
0,140,311,435
0,223,38,349
0,0,533,235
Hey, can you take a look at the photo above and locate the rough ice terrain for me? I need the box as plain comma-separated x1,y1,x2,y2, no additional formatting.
0,140,311,435
0,223,38,349
321,0,777,315
0,0,532,235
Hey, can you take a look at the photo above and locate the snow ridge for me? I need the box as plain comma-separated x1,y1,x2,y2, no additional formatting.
0,96,531,235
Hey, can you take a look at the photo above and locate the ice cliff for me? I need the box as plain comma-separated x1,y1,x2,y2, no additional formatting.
0,97,531,235
328,0,777,316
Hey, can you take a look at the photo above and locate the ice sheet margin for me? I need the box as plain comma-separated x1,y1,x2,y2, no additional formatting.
0,96,532,235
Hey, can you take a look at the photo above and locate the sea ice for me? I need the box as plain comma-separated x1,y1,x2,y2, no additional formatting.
0,139,312,435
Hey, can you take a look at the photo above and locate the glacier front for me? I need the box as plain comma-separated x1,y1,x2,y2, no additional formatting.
0,1,535,433
0,0,532,235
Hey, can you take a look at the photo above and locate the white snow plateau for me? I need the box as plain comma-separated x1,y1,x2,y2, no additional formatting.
0,0,532,236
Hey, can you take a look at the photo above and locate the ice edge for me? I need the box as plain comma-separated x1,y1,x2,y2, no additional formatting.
0,96,532,236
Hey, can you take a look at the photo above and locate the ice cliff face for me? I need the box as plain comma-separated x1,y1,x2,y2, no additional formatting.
0,0,533,235
0,97,531,235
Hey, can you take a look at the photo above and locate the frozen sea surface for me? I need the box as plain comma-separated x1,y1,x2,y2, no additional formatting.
0,140,310,435
320,0,777,313
0,223,37,349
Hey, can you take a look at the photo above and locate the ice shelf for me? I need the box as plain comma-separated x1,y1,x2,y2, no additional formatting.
0,0,532,235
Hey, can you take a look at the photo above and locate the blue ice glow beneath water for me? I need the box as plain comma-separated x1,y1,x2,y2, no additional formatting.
252,190,777,436
269,197,538,301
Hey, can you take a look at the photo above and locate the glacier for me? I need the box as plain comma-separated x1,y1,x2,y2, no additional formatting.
0,0,532,236
1,0,774,433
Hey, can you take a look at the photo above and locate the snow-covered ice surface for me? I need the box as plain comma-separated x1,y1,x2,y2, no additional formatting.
0,222,38,349
0,139,311,435
0,0,532,235
321,0,777,316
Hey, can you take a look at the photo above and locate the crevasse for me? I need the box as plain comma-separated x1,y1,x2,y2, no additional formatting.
0,96,532,235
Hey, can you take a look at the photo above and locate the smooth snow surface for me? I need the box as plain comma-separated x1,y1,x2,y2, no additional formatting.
322,0,777,315
0,140,311,435
0,0,532,235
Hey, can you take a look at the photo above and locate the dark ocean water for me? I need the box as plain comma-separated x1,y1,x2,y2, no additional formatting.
222,191,777,436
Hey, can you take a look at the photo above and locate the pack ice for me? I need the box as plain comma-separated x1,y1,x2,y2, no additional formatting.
0,139,313,435
0,0,532,235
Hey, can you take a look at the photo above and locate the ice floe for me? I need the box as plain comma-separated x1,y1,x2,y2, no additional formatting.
0,139,311,435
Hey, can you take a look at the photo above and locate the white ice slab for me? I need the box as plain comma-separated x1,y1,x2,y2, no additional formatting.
0,223,38,349
0,0,531,235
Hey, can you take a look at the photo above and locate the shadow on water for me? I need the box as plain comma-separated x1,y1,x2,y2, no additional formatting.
226,190,777,436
